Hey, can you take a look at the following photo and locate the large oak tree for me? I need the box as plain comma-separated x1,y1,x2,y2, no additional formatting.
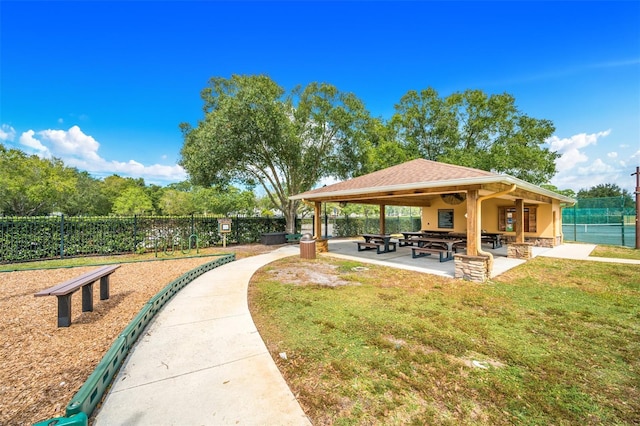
179,75,370,233
390,88,559,184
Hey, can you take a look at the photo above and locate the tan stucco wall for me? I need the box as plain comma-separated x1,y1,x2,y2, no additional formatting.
420,197,469,232
420,197,565,242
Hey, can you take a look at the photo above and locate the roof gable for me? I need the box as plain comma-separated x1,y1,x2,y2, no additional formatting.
300,159,496,196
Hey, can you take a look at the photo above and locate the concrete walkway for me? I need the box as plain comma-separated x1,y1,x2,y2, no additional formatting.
538,243,640,264
94,245,311,426
94,241,638,425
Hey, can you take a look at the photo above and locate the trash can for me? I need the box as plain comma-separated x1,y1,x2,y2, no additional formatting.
299,233,316,259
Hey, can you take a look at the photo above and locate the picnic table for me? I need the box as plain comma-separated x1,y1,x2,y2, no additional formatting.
481,232,503,248
398,231,424,246
357,234,397,254
411,237,463,262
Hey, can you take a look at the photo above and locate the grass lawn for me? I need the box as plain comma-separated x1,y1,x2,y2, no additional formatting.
249,255,640,425
591,244,640,260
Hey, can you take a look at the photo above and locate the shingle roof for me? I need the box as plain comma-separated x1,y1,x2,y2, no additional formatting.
297,159,496,196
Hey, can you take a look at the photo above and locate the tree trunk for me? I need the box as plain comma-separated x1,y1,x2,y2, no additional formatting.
284,201,298,234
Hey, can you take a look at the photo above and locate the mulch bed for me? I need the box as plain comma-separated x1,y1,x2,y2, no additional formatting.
0,245,277,425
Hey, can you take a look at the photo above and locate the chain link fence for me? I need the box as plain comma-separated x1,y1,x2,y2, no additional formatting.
562,197,636,248
0,214,288,264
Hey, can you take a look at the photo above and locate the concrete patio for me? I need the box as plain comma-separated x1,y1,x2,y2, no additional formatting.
323,238,553,279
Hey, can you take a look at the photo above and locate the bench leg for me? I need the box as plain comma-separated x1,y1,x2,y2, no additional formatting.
412,250,431,259
82,283,94,312
439,251,453,262
100,275,110,300
56,294,72,327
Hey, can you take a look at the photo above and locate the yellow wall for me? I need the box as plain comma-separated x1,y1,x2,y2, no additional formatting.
420,197,564,240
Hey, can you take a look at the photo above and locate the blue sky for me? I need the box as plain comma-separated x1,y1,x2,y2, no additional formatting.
1,1,639,194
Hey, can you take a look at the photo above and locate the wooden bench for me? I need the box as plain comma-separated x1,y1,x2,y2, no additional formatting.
35,265,120,327
411,246,452,262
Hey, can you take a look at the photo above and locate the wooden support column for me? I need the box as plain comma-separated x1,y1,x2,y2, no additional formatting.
314,202,322,239
380,204,386,235
515,199,524,243
466,190,479,256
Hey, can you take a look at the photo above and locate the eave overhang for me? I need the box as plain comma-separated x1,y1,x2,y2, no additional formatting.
290,175,576,206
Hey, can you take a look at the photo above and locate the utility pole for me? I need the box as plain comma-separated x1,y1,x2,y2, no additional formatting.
633,166,640,249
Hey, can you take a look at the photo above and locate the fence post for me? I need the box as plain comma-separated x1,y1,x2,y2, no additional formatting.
572,205,577,241
235,214,240,244
190,214,195,249
60,214,65,259
133,215,137,252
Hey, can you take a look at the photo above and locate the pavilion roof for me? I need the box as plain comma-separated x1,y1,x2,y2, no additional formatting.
290,159,575,206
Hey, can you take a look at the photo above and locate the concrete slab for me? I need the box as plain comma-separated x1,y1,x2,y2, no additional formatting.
93,239,637,425
94,245,311,426
324,238,524,279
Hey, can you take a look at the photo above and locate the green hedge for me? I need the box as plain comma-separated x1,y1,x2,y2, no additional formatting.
0,215,286,264
333,216,422,236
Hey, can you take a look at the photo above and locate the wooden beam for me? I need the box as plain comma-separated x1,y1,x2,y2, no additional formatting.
314,202,322,239
380,204,386,235
466,190,479,256
515,198,524,243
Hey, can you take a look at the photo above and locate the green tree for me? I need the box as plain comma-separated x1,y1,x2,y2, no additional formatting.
159,188,195,215
577,183,634,208
180,75,370,233
391,88,559,185
0,144,77,215
209,186,256,216
540,184,576,198
63,171,110,215
112,186,154,215
359,117,412,174
145,184,165,214
101,175,146,213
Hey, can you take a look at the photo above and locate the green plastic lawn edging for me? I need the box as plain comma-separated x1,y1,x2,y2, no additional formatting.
33,253,236,426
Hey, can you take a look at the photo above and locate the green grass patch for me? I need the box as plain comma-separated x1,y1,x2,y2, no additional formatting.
249,256,640,425
591,244,640,260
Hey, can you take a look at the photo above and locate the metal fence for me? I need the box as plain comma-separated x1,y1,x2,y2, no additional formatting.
562,197,636,248
0,214,288,264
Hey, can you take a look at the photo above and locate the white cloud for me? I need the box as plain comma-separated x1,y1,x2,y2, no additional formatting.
546,129,611,173
545,130,639,192
0,124,16,142
14,125,187,184
19,130,50,154
38,125,102,161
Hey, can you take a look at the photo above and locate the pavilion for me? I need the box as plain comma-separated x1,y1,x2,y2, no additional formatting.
290,159,575,281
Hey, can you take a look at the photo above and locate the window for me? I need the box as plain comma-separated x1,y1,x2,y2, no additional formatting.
438,209,454,229
498,206,537,232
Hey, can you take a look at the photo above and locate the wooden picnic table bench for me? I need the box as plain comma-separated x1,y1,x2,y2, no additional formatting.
34,264,120,327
